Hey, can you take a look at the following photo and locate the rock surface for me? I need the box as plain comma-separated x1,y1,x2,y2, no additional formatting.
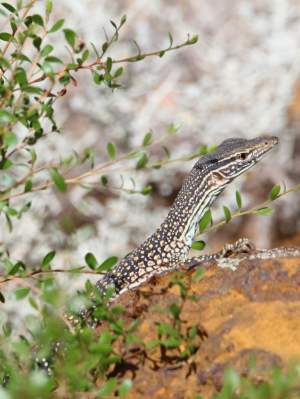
112,256,300,398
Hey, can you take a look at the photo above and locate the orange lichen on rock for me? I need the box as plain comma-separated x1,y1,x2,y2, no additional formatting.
115,256,300,398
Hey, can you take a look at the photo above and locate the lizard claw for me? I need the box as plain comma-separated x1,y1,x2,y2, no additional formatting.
222,238,256,258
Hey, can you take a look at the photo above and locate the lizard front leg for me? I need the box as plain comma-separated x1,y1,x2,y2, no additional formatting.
182,238,300,271
181,238,256,270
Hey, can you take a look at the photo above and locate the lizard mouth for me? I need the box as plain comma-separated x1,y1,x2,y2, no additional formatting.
252,135,278,161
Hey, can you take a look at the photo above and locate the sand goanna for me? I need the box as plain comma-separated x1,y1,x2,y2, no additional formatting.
95,135,299,300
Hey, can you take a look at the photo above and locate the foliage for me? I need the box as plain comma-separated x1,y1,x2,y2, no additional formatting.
212,365,300,399
0,1,300,398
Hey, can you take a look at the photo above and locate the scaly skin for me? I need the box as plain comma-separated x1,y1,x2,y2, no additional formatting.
96,136,278,299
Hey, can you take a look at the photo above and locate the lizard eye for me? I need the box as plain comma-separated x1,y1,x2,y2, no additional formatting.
239,152,248,160
210,158,218,164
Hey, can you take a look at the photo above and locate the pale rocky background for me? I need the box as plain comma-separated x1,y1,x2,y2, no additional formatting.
1,2,300,394
1,0,300,274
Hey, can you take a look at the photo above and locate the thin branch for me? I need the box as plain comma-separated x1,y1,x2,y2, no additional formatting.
11,38,195,92
0,267,104,286
195,183,300,239
113,41,194,64
0,0,37,79
0,131,173,201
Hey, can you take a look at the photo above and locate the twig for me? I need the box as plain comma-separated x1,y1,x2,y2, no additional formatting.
0,267,104,286
0,0,37,79
0,131,172,201
195,183,300,238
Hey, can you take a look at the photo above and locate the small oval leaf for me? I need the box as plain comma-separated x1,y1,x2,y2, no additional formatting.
97,256,118,272
107,142,116,160
50,168,67,192
142,131,153,146
223,206,231,223
42,251,56,268
63,28,76,47
85,252,98,270
0,109,16,124
49,18,64,33
191,240,206,250
136,152,148,169
14,287,30,300
255,207,274,216
235,190,242,209
199,209,212,233
269,184,281,200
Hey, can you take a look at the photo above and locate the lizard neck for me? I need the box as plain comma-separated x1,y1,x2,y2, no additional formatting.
158,170,224,249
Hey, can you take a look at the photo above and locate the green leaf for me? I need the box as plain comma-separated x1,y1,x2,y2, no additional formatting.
191,240,206,250
0,159,13,169
141,185,152,195
14,287,30,300
118,379,133,397
44,56,62,64
106,57,112,72
11,52,30,63
107,142,116,159
41,44,54,57
101,175,108,186
49,18,64,33
97,256,118,272
46,0,53,15
10,19,17,33
92,71,103,85
81,49,89,62
192,267,205,282
255,207,274,216
235,190,242,209
98,378,118,397
0,56,10,69
114,67,123,78
22,86,43,94
85,252,98,270
103,72,111,82
3,131,17,147
136,152,148,169
199,209,212,233
63,28,76,47
120,15,127,26
24,179,32,193
59,72,71,86
1,2,17,14
0,32,11,41
223,206,231,223
186,34,198,45
49,168,67,192
33,36,42,50
31,14,44,26
168,32,173,47
30,148,37,163
8,261,25,275
7,207,17,216
42,251,56,268
142,131,153,146
15,67,27,86
166,123,180,134
28,296,38,310
102,42,108,53
269,184,281,200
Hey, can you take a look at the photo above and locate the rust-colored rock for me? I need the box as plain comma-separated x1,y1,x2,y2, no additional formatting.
112,256,300,398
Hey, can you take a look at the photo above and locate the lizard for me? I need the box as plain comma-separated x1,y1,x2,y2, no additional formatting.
96,135,285,300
